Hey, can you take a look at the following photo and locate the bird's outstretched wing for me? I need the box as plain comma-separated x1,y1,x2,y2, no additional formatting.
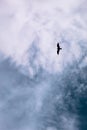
57,43,59,48
57,43,62,55
57,50,59,54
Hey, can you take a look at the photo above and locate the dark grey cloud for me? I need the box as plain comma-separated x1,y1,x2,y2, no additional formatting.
0,56,87,130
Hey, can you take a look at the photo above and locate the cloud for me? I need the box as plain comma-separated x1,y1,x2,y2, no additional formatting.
0,1,87,129
0,58,80,130
0,0,87,76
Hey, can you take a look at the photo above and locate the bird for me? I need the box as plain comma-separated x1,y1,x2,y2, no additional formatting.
57,43,62,55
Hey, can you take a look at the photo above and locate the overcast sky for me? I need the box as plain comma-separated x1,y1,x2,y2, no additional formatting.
0,0,87,130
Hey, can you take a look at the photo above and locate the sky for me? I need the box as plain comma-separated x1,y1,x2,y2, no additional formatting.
0,0,87,130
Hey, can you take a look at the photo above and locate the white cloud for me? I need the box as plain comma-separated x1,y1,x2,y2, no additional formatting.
0,0,87,76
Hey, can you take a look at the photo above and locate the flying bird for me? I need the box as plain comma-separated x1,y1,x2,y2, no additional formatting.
57,43,62,55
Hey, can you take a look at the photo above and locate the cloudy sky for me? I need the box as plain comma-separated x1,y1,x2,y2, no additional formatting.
0,0,87,130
